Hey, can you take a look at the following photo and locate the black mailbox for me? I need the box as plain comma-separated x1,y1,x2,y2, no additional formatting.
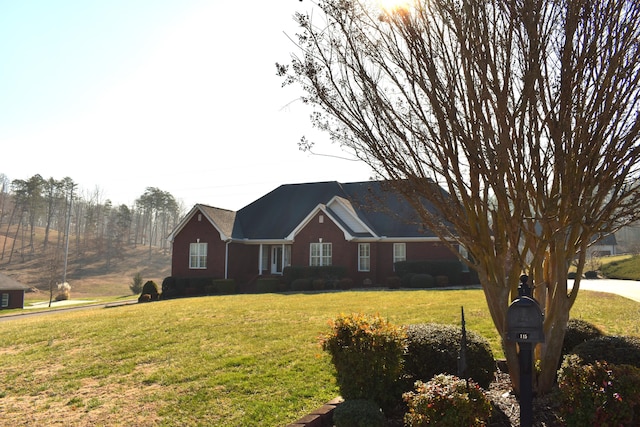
506,296,544,343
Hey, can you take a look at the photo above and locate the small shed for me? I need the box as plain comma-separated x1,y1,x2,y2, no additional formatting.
0,272,30,309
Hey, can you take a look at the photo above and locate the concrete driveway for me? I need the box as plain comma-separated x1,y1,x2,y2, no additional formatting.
569,279,640,303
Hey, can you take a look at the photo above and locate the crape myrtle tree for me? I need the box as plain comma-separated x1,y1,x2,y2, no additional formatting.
278,0,640,393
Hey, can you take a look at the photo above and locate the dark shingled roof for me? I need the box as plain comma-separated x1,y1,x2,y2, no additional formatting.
0,272,30,291
231,181,439,240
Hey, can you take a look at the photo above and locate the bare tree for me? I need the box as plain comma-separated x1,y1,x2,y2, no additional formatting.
278,0,640,393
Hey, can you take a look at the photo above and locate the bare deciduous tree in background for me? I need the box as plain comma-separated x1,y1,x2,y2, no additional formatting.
278,0,640,393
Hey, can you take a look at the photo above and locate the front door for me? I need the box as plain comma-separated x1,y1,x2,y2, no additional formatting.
271,246,283,274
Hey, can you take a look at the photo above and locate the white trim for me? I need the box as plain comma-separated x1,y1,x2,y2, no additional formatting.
167,204,231,242
286,204,355,241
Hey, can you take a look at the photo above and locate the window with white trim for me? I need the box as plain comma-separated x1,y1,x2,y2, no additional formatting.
358,243,370,272
1,293,9,308
393,243,406,264
310,242,332,266
458,245,470,272
189,242,208,269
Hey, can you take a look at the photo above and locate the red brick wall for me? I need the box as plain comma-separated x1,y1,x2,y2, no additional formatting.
171,212,227,279
0,290,25,309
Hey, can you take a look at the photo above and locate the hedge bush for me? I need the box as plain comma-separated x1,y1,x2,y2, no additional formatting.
283,265,347,286
290,278,313,292
333,400,385,427
408,274,435,289
403,374,492,427
403,323,496,389
320,313,407,411
562,319,604,356
255,278,280,293
571,336,640,368
141,280,159,300
395,260,463,285
557,355,640,426
211,279,236,294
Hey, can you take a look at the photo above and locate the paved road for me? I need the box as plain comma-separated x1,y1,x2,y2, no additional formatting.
569,278,640,302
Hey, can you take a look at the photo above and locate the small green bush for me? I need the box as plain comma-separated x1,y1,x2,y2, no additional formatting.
338,277,354,290
212,279,235,294
255,278,280,293
141,280,159,300
312,278,326,291
386,276,401,289
403,374,492,427
403,323,496,389
585,270,599,279
320,313,407,411
408,273,435,289
290,278,313,292
333,399,385,427
562,318,604,356
571,336,640,368
130,273,144,295
557,355,640,426
395,260,463,285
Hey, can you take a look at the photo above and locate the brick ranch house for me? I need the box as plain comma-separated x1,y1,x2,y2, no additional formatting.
168,180,471,291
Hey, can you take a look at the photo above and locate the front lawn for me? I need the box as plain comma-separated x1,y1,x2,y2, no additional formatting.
0,289,638,426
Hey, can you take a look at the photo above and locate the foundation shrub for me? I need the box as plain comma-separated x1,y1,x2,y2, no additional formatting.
557,355,640,427
408,273,435,289
386,276,401,289
161,276,177,299
332,399,385,427
403,374,492,427
571,336,640,368
562,318,604,356
338,277,353,290
320,313,407,411
395,260,463,285
141,281,159,300
290,278,313,292
212,279,235,294
256,278,280,293
312,278,326,291
403,323,496,389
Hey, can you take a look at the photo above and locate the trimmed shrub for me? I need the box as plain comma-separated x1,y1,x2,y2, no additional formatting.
562,318,604,356
312,278,326,291
435,275,449,287
161,276,176,299
333,399,385,427
212,279,235,294
571,335,640,368
320,313,407,411
567,271,578,279
386,276,401,289
141,280,159,300
403,374,492,427
403,323,496,389
283,265,347,286
338,277,354,290
138,294,151,303
290,278,313,292
395,260,464,285
557,355,640,427
585,270,599,279
408,273,435,289
255,278,280,294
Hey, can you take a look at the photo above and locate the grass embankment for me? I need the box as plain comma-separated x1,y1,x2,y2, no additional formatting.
600,254,640,280
1,289,639,426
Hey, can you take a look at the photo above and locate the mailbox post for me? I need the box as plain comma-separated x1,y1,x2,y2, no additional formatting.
506,275,544,427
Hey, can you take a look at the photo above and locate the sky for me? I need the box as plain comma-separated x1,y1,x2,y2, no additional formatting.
0,0,374,211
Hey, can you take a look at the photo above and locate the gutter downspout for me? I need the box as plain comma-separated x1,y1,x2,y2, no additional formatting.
225,240,231,279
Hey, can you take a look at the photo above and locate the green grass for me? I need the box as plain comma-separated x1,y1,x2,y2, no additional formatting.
0,289,639,426
600,254,640,280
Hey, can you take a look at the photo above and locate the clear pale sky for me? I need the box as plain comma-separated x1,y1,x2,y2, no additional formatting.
0,0,373,211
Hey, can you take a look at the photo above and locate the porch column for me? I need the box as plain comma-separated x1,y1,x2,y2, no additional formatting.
258,244,263,274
